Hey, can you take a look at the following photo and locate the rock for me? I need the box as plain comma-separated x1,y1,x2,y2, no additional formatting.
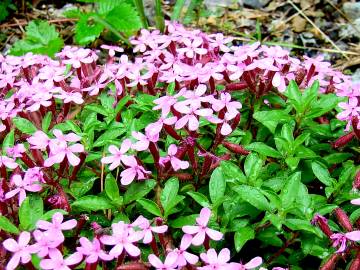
352,68,360,84
241,0,270,9
343,2,360,21
205,0,237,10
339,18,360,39
292,16,307,33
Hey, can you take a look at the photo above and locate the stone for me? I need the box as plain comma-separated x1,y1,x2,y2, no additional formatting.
241,0,271,9
343,2,360,21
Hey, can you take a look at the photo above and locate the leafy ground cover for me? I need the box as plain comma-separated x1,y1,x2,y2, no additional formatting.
0,2,359,270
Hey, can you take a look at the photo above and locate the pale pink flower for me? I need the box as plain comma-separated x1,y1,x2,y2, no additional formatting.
211,92,242,119
36,212,77,240
5,174,42,205
174,234,199,267
351,198,360,205
148,252,178,270
330,231,360,253
132,216,168,244
101,45,124,57
229,257,263,270
337,97,360,130
31,230,62,258
178,37,207,58
3,232,36,270
53,90,84,104
40,248,83,270
63,48,95,68
198,248,231,270
132,131,159,151
6,144,26,158
44,139,84,167
0,155,18,169
27,131,50,150
182,207,223,246
208,33,233,52
160,144,189,171
100,221,142,257
120,156,151,185
76,237,113,263
101,139,132,170
82,73,110,96
174,105,213,131
145,116,177,138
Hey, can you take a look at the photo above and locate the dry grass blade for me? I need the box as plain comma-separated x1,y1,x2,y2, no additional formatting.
287,0,349,60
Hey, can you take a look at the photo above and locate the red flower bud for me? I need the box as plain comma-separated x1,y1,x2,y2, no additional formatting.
353,170,360,190
334,208,353,232
350,252,360,270
320,253,340,270
222,141,250,155
332,132,355,149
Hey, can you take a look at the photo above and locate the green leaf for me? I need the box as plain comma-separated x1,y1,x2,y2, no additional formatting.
74,13,104,46
234,185,271,211
244,153,263,184
105,173,121,203
2,129,14,155
0,216,19,234
253,110,292,133
302,81,319,109
245,142,282,158
234,226,255,252
97,0,129,15
42,112,52,132
10,20,63,57
19,195,44,231
124,180,156,204
285,219,322,237
281,172,301,210
12,117,37,134
169,214,198,228
105,3,142,36
311,161,335,186
323,153,353,165
209,167,226,204
72,195,113,211
41,209,68,221
285,80,302,112
187,191,211,208
137,198,162,217
93,128,126,147
220,161,247,183
161,178,180,216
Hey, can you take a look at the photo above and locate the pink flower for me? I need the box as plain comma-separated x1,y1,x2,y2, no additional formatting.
101,45,124,57
3,232,37,270
132,131,159,151
76,237,113,263
101,139,132,170
182,207,223,246
145,116,177,138
27,131,50,150
198,248,231,270
120,156,151,185
54,90,84,104
174,105,213,131
40,248,83,270
337,97,360,130
44,138,84,167
36,212,77,240
132,216,168,244
174,234,199,267
351,198,360,205
330,231,360,253
148,251,178,270
5,174,42,206
100,221,142,257
208,33,233,52
82,73,110,96
178,37,207,58
6,144,26,158
0,155,18,169
211,92,242,119
229,257,263,270
63,48,95,68
31,230,62,258
160,144,189,171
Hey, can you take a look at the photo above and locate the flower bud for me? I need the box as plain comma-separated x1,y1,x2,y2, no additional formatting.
334,208,353,232
222,141,250,155
332,132,355,149
320,253,340,270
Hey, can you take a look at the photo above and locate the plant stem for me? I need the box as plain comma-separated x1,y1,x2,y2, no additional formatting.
133,0,148,29
154,0,165,32
92,15,130,46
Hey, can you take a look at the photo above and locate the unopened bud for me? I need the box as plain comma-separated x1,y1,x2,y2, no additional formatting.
320,253,340,270
332,132,355,149
334,208,353,232
222,141,250,155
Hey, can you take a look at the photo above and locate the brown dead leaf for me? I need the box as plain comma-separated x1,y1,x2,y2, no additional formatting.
292,16,307,32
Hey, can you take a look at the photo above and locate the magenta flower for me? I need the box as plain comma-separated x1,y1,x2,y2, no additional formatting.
182,207,223,246
31,230,62,258
76,237,113,263
211,92,242,119
160,144,189,171
174,105,213,131
132,216,168,244
6,144,26,158
36,212,77,239
120,155,151,185
229,257,263,270
100,221,142,257
174,234,199,267
40,248,83,270
101,139,132,170
330,231,360,253
3,231,36,270
148,251,178,270
0,155,18,169
198,248,231,270
5,174,42,206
